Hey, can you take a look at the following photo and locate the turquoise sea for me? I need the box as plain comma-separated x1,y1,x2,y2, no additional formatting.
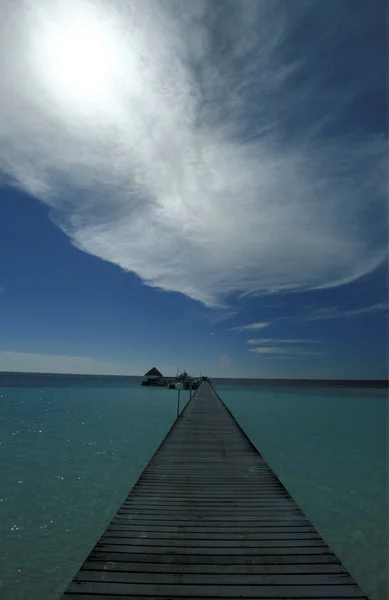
0,374,387,600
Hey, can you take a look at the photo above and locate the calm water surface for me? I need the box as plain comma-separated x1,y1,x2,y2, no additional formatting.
0,375,387,599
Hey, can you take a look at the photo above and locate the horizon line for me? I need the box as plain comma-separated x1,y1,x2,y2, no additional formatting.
0,370,387,384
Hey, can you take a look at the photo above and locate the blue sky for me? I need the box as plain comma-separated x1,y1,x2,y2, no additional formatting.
0,0,387,378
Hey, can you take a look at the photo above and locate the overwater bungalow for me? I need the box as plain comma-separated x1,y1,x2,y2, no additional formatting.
141,366,165,386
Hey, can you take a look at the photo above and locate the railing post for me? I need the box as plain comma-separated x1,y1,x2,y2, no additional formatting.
175,382,183,417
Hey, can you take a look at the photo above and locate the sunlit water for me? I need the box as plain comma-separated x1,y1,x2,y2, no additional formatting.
0,375,387,600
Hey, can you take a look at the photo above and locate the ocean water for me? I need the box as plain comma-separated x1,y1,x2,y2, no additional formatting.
0,374,387,600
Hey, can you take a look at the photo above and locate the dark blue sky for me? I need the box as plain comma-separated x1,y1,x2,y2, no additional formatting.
0,0,387,377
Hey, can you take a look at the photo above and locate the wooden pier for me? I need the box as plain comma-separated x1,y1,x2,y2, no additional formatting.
61,381,367,599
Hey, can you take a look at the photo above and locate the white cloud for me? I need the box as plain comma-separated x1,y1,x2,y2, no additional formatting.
0,1,386,306
207,310,238,324
247,338,320,344
249,347,325,357
230,322,270,332
0,350,129,375
305,303,388,321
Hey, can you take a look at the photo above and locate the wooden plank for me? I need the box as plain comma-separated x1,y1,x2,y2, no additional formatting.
118,504,303,511
139,473,277,477
75,570,357,586
115,515,308,523
60,381,367,600
122,502,297,508
110,527,316,536
136,480,277,486
139,469,279,474
81,560,347,575
132,481,285,486
95,544,335,555
89,551,342,565
131,485,285,490
109,523,316,532
124,496,293,501
123,496,291,502
117,509,305,516
139,472,278,476
63,596,366,600
130,486,287,491
100,534,326,546
112,519,314,529
126,491,293,497
127,491,290,498
106,528,320,539
141,465,274,468
99,538,326,549
64,581,365,597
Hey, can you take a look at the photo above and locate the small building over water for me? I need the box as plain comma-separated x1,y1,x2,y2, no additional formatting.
141,367,164,386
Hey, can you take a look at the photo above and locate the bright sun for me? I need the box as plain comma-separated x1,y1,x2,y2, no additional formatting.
34,3,125,112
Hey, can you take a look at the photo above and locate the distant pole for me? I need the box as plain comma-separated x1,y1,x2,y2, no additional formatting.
189,380,192,400
175,382,183,418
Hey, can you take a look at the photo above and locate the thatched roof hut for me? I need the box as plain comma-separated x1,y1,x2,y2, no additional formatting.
144,367,163,378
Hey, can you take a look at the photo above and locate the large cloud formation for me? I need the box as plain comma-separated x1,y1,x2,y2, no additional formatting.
0,0,386,306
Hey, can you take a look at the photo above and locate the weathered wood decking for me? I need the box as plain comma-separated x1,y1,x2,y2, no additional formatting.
61,381,367,599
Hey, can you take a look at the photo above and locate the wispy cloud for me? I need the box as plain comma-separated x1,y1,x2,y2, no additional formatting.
247,338,320,344
0,1,386,306
230,322,270,332
249,347,325,357
207,311,238,324
305,303,388,321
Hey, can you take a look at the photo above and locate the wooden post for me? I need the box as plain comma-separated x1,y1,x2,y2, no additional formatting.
175,382,183,418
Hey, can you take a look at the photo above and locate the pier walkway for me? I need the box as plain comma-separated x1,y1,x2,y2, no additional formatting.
61,381,367,599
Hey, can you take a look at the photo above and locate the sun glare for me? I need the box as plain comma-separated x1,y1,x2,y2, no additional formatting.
34,4,124,112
